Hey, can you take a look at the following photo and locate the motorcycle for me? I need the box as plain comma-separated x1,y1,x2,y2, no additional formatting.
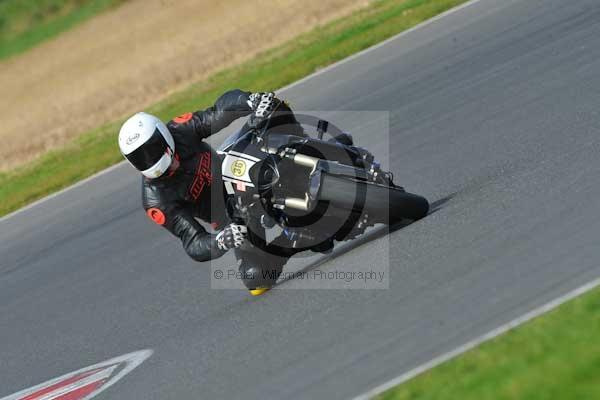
217,112,429,293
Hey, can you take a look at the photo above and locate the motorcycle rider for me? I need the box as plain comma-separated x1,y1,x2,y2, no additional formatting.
118,89,303,296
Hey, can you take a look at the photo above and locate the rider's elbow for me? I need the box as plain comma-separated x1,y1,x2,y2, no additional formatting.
185,247,212,262
184,244,225,263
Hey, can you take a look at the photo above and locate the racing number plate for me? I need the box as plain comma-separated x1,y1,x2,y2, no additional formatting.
221,151,258,189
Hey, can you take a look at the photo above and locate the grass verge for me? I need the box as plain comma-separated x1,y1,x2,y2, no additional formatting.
377,285,600,400
0,0,126,60
0,0,469,217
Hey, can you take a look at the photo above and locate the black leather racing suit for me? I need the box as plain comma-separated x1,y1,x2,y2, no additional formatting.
141,89,300,265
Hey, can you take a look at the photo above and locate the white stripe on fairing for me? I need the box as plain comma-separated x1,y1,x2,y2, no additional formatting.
1,0,483,223
226,150,261,162
351,276,600,400
222,176,255,188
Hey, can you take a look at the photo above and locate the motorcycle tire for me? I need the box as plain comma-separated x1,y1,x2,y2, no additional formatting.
318,174,429,224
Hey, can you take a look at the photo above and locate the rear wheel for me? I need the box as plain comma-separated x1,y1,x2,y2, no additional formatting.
318,174,429,224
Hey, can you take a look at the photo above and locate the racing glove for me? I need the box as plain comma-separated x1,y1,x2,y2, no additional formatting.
247,92,278,129
248,92,275,114
216,223,248,251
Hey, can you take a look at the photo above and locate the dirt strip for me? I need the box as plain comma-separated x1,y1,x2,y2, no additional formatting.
0,0,368,170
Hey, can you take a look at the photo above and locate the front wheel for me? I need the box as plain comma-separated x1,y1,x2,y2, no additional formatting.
318,174,429,224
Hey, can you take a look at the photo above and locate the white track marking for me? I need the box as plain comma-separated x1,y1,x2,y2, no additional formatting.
278,0,484,94
0,349,153,400
1,0,483,224
351,277,600,400
34,365,118,400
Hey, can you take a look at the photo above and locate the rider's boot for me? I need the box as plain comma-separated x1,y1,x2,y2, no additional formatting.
249,287,270,296
240,260,283,296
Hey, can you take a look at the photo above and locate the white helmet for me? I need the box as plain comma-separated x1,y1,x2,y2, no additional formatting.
118,112,175,179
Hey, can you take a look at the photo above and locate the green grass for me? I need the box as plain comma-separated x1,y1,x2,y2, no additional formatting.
0,0,126,60
0,0,469,217
377,285,600,400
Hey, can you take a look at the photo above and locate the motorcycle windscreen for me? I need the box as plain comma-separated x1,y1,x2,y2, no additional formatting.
125,128,170,171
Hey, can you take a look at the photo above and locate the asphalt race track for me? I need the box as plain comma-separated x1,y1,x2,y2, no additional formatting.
3,0,600,398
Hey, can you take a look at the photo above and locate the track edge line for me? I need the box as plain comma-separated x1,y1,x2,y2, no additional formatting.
351,276,600,400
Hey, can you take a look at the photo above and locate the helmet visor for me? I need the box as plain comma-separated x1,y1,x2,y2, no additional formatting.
125,128,170,171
